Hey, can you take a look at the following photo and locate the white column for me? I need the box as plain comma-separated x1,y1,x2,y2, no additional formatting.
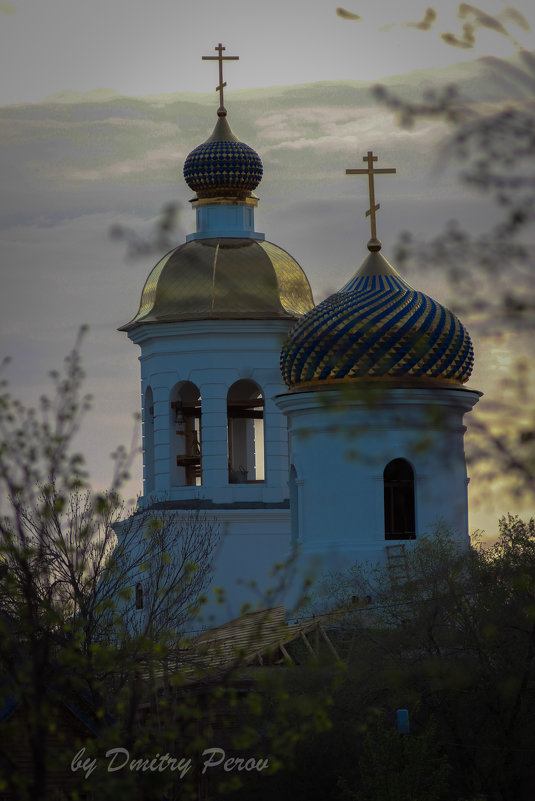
199,384,228,491
152,382,171,493
263,389,289,502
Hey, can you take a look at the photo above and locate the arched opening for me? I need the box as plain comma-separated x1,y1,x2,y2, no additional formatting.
384,458,416,540
289,465,299,542
170,382,202,487
135,582,144,610
227,380,264,484
144,386,155,493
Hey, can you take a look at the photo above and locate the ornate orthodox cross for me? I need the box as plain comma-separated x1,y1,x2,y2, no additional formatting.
202,43,239,113
346,151,396,241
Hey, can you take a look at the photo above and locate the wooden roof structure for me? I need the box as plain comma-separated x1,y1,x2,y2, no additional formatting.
170,602,374,675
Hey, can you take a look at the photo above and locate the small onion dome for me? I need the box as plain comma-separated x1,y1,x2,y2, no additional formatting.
183,113,263,199
281,249,474,388
119,238,314,330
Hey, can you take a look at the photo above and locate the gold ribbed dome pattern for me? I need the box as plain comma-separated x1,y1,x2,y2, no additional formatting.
120,238,314,329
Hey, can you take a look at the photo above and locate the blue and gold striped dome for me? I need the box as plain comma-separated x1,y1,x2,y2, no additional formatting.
183,112,263,199
281,249,474,388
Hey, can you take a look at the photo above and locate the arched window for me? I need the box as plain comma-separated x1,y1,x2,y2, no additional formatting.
227,380,264,483
170,382,202,487
384,459,416,540
135,582,144,610
144,387,155,493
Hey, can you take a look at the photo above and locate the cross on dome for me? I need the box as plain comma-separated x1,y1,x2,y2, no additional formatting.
184,44,263,201
346,151,396,251
202,42,239,117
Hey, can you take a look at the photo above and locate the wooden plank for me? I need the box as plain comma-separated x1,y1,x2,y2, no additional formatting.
319,625,340,660
279,643,294,663
300,630,317,658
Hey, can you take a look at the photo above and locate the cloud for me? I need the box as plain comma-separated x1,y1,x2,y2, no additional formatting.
0,115,177,144
259,107,448,156
64,145,187,182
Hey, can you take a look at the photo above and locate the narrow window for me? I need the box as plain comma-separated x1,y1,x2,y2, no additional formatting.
144,387,155,493
227,380,264,483
384,459,415,540
170,382,202,487
135,582,144,610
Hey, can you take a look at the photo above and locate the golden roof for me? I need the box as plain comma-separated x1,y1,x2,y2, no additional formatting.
120,238,314,330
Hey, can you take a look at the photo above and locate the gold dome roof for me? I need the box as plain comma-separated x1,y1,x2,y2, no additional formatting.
120,238,314,330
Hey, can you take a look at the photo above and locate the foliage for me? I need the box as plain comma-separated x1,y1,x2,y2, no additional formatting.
109,201,183,259
274,8,535,793
267,518,535,801
3,7,535,799
366,4,535,508
0,336,208,798
339,715,449,801
0,339,334,799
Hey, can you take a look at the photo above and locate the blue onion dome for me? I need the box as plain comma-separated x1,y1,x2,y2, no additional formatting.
183,111,263,199
281,248,474,388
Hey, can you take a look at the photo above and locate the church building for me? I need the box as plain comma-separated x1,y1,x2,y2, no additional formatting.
118,44,480,622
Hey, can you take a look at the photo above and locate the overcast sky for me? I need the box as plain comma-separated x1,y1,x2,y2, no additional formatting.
1,0,534,534
1,0,533,104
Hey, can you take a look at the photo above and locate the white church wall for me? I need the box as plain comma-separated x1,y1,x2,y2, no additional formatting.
129,319,293,506
276,385,481,580
115,506,291,628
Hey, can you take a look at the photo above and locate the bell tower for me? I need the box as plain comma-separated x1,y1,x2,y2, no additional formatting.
119,45,314,620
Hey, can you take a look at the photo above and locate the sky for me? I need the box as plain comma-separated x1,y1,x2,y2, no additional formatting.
1,0,533,105
1,0,534,535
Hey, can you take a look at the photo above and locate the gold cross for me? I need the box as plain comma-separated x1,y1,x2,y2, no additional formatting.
202,43,239,113
346,151,396,241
